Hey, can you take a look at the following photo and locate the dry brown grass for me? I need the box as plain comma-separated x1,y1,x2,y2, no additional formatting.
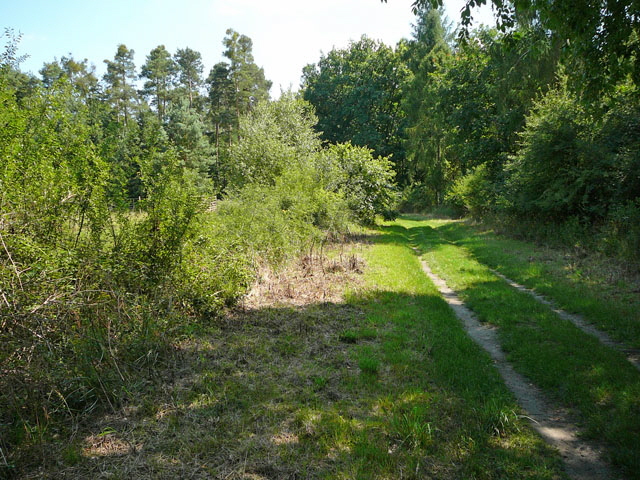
243,239,366,309
11,239,368,480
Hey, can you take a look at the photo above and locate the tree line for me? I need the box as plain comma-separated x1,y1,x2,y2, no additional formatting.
302,3,639,260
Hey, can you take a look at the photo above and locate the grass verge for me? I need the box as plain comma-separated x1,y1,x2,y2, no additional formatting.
401,216,640,478
430,218,640,348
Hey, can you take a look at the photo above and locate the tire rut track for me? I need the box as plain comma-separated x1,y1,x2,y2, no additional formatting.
416,253,618,480
488,268,640,372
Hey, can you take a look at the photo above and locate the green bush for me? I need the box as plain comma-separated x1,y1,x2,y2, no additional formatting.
398,183,437,213
604,200,640,262
174,214,254,316
505,84,611,220
224,92,321,188
215,165,350,269
446,163,496,217
0,78,204,452
321,142,398,224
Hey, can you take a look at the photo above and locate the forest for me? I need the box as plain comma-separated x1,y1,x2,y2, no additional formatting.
1,0,639,477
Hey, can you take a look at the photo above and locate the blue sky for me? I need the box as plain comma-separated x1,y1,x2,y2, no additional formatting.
2,0,494,95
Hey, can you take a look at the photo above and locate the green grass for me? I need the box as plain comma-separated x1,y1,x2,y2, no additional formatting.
14,225,566,479
433,219,640,348
397,216,640,477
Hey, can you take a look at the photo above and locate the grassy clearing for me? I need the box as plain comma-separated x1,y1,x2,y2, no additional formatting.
400,216,640,477
10,228,565,479
430,218,640,348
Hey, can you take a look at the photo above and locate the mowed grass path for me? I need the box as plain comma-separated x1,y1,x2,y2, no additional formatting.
35,222,565,479
398,216,640,478
432,219,640,348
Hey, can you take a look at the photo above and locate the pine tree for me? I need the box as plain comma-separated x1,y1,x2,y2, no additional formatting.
222,29,272,139
174,47,203,110
140,45,176,121
206,62,235,162
103,44,137,126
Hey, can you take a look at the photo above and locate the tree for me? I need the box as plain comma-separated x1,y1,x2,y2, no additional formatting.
1,28,28,70
40,56,99,101
392,0,639,93
222,29,272,139
225,92,320,188
402,7,452,200
174,47,204,110
321,142,398,224
39,60,64,87
103,44,138,125
206,62,235,166
165,99,214,191
1,29,38,100
302,36,409,182
140,45,176,121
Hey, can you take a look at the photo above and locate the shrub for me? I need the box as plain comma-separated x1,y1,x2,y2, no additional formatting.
505,84,611,220
224,92,321,188
321,142,398,224
0,78,204,456
174,214,254,316
215,165,350,270
446,163,496,217
604,200,640,262
398,183,437,213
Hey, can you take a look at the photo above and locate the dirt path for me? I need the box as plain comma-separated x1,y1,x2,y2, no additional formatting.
418,256,618,480
489,268,640,372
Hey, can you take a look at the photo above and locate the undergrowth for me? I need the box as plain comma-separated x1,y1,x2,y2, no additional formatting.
7,225,565,479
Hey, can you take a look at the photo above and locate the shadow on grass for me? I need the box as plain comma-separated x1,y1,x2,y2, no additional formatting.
400,218,640,477
7,223,565,480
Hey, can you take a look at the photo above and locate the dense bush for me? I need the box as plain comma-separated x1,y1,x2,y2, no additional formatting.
398,183,437,213
0,78,205,452
225,96,397,228
446,163,498,218
321,142,399,224
174,214,254,316
224,92,321,188
501,83,640,260
505,85,610,220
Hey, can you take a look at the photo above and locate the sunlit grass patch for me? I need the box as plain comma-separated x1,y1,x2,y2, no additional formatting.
433,218,640,348
408,217,640,477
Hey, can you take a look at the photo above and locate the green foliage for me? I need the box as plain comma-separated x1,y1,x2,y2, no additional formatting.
165,99,214,190
446,164,497,218
103,44,138,125
0,74,205,453
402,7,452,196
408,0,638,93
224,93,321,188
174,214,253,316
507,82,619,221
216,165,350,268
222,28,272,135
321,143,398,224
140,45,176,121
606,200,640,261
174,47,204,109
302,36,409,181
